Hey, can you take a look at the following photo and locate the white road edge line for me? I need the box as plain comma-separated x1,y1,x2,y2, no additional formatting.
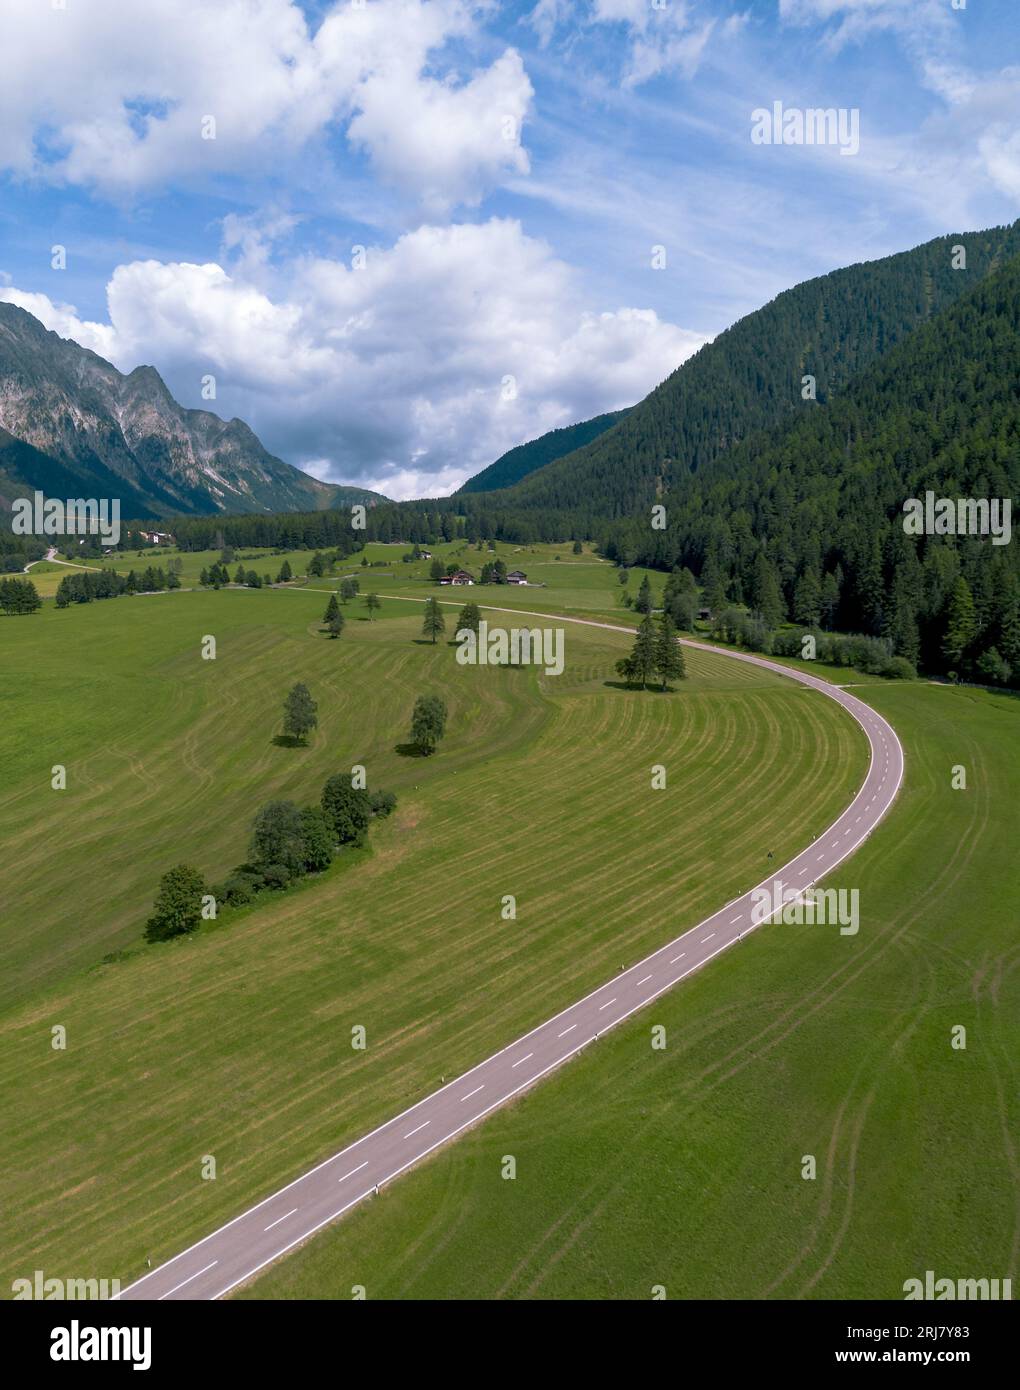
158,1261,218,1300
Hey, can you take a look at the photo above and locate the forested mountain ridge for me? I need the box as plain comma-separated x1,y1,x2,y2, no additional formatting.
484,222,1020,521
601,247,1020,682
457,409,630,493
0,302,385,518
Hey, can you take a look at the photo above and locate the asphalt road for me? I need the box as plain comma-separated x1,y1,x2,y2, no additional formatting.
117,613,904,1301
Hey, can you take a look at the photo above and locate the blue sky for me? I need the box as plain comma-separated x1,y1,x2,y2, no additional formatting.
1,0,1018,497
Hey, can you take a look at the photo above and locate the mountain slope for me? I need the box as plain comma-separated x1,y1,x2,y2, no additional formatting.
457,409,630,494
488,222,1020,519
605,244,1020,679
0,302,385,517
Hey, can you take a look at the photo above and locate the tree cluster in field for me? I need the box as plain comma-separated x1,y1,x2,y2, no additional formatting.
711,609,917,680
0,533,47,573
144,777,398,943
616,611,686,690
0,576,41,613
198,562,232,587
55,565,180,606
164,513,366,556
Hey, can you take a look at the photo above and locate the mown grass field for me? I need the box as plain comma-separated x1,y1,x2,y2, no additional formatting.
240,678,1020,1300
0,582,860,1294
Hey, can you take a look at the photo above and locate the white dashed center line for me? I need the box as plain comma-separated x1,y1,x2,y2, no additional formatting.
263,1208,298,1232
404,1121,430,1139
336,1161,368,1184
598,998,616,1011
635,974,653,986
558,1024,577,1037
511,1053,534,1068
701,933,715,943
669,952,686,964
460,1085,484,1102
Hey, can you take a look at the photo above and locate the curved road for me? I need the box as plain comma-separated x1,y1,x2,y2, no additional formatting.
118,607,904,1301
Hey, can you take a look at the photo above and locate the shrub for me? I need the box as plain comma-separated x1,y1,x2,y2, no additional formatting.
321,777,372,844
145,864,207,943
260,862,292,890
882,655,917,681
300,807,336,871
369,789,397,817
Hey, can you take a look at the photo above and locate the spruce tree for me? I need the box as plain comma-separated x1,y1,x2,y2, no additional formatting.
654,611,686,689
455,601,481,637
422,597,446,644
627,614,657,688
942,576,977,672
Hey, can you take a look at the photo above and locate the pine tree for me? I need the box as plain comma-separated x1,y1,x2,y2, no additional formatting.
364,592,381,620
328,612,344,639
456,601,481,637
635,574,653,614
324,592,340,624
942,576,977,672
793,569,821,626
422,597,446,644
654,611,686,689
750,550,784,626
625,614,656,688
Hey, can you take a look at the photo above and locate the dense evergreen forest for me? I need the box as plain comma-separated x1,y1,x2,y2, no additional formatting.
598,249,1020,685
457,408,630,494
480,222,1020,521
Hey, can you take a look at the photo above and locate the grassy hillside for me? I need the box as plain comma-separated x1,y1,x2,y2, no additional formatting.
240,678,1020,1300
0,587,860,1293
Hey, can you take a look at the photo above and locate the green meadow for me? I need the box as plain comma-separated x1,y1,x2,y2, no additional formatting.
241,677,1020,1300
0,580,859,1293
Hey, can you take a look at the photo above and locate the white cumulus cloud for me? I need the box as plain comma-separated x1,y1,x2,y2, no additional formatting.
0,0,532,212
0,220,706,499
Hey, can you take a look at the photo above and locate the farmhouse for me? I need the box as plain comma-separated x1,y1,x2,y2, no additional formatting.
136,529,175,545
441,570,474,585
507,570,527,584
419,549,433,559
